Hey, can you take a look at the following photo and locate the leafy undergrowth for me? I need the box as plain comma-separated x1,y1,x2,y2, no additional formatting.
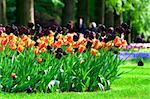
0,61,150,99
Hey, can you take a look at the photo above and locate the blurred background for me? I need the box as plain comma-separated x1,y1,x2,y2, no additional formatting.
0,0,150,41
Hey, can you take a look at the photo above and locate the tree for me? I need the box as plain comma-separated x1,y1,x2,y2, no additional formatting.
114,10,123,27
76,0,89,26
95,0,105,24
16,0,34,25
105,8,114,27
0,0,7,25
62,0,75,26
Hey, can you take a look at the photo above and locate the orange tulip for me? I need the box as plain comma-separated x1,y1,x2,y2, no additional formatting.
34,48,39,55
114,36,122,47
95,41,102,49
91,48,97,55
56,34,61,39
11,73,16,78
91,39,97,47
66,46,73,53
1,38,8,46
106,41,112,48
122,40,127,46
114,36,120,43
40,47,46,53
67,35,73,43
21,35,28,41
9,42,16,50
17,45,24,53
50,42,55,47
44,38,49,43
18,40,25,46
78,45,85,53
55,41,62,48
39,42,47,49
9,33,15,40
114,40,122,47
37,57,42,63
72,42,78,48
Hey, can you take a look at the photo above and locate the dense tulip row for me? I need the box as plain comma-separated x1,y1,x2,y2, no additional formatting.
0,24,128,93
0,32,127,57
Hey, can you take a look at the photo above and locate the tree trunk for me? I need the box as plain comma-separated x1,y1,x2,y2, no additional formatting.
0,0,7,25
95,0,105,24
62,0,75,26
77,0,89,26
16,0,34,26
105,8,114,27
114,11,123,27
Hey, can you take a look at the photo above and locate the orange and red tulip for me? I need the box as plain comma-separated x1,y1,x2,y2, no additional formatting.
37,57,42,63
91,48,97,55
78,45,85,53
17,45,24,53
66,46,73,53
34,47,39,55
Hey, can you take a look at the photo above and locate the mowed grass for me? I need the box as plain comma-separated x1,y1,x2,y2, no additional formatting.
0,60,150,99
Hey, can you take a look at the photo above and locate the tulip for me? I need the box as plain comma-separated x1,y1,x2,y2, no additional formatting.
66,46,73,53
95,41,102,49
17,45,24,53
122,40,127,46
72,42,78,48
9,33,15,40
114,36,122,47
11,73,17,78
78,45,85,53
67,35,73,43
40,47,46,53
55,41,62,48
115,40,122,47
37,57,42,63
1,38,8,46
106,41,112,48
34,47,39,55
91,48,97,55
9,42,16,50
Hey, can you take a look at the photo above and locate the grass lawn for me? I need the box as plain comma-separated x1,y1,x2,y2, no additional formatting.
0,60,150,99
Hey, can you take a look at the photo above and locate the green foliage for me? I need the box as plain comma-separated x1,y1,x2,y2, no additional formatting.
52,0,64,7
6,0,16,23
130,0,150,35
106,0,150,35
0,47,123,93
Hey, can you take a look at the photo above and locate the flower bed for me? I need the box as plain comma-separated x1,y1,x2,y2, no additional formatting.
121,43,150,52
119,52,150,59
0,24,129,93
120,43,150,59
